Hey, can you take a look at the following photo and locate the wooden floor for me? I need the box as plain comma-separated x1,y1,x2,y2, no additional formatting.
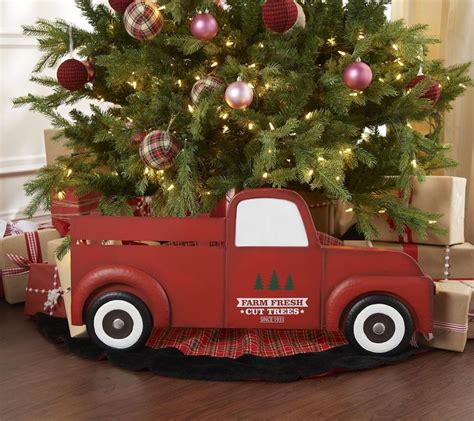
1,301,474,420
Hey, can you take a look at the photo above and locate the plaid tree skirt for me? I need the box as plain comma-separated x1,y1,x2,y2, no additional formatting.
34,314,425,382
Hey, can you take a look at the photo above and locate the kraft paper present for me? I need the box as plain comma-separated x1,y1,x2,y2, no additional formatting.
1,229,61,304
417,281,471,352
343,241,474,280
371,176,466,246
56,251,87,338
458,281,474,339
24,263,67,318
47,237,66,264
293,190,335,235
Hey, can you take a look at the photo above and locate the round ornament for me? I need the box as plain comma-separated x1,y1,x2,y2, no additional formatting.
190,12,219,42
57,58,90,91
343,61,373,90
132,130,147,144
109,0,133,13
224,81,254,109
139,130,179,170
123,0,164,40
406,75,441,104
262,0,305,33
191,76,223,104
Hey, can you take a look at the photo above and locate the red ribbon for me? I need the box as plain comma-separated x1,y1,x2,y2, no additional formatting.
1,231,43,278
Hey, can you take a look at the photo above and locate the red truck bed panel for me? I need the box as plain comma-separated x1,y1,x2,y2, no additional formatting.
70,215,225,243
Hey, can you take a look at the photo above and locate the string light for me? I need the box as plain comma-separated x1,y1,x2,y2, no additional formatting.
396,74,402,81
264,83,271,89
188,104,194,113
269,122,275,130
66,168,72,177
335,176,341,181
337,50,347,56
220,112,229,120
378,77,385,83
308,169,314,177
144,167,150,175
392,44,399,51
268,149,272,154
349,92,358,97
378,209,386,214
222,125,230,133
127,117,133,123
158,5,166,10
177,80,183,87
210,61,218,67
345,208,353,213
57,191,66,200
262,172,269,179
428,220,437,225
225,40,234,47
248,63,257,68
459,83,466,88
317,156,326,162
248,122,255,130
167,184,175,191
446,76,451,81
195,75,201,81
327,37,336,46
305,112,313,120
406,122,413,128
411,159,417,168
259,42,264,48
206,191,211,195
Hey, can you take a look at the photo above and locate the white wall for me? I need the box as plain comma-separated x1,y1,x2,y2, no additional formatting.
0,0,105,221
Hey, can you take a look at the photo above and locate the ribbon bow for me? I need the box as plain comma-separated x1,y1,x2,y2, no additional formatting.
1,231,43,279
44,287,64,314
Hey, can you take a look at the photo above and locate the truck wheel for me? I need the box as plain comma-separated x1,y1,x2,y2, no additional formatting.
86,291,152,351
344,295,413,356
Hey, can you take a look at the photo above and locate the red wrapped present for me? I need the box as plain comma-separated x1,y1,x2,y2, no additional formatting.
51,188,101,235
24,264,67,318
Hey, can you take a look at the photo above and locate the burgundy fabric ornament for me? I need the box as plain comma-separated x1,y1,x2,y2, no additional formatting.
224,81,254,109
109,0,133,14
191,76,223,104
57,59,90,91
123,0,164,40
406,75,441,105
262,0,305,33
139,130,179,170
343,61,373,90
190,12,219,42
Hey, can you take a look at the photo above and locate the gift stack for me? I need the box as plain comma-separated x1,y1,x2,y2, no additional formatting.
344,176,474,352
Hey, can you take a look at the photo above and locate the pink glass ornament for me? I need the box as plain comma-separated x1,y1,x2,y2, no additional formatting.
190,13,219,41
224,81,254,109
343,62,373,90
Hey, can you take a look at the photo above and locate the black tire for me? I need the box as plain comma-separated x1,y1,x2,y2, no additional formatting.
86,291,152,351
344,294,414,356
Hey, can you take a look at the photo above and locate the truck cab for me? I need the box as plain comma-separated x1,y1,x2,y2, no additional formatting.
70,189,433,356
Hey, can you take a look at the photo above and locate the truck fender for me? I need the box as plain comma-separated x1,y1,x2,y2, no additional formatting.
71,264,170,328
324,276,433,333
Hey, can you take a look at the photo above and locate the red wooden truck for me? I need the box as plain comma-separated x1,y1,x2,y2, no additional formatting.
70,189,434,355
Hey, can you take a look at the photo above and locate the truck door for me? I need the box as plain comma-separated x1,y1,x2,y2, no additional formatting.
225,190,321,329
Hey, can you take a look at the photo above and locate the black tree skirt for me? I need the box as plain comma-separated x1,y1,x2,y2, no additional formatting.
35,314,427,382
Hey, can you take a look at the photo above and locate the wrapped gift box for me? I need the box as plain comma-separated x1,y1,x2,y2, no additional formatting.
343,241,474,280
458,281,474,339
417,281,471,352
44,129,72,166
56,251,87,338
47,237,66,263
24,263,67,318
371,176,466,246
1,229,61,304
51,188,101,235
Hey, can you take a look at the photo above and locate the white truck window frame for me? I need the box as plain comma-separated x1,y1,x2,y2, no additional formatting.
235,198,309,247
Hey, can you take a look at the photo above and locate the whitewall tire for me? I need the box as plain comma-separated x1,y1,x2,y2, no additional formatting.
86,291,152,351
345,295,413,356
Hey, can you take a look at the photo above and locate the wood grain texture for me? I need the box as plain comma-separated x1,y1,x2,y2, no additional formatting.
1,300,474,420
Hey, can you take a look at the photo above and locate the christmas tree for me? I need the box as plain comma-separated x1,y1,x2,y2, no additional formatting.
14,0,471,239
269,271,280,290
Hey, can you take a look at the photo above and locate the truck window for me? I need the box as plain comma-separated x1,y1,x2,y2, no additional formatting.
235,198,309,247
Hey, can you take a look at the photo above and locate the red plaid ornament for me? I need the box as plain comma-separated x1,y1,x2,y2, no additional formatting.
57,59,90,91
191,76,223,104
139,130,179,170
406,75,441,105
123,0,164,40
262,0,300,33
109,0,133,14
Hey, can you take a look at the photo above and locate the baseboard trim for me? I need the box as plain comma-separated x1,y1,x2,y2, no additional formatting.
0,155,45,175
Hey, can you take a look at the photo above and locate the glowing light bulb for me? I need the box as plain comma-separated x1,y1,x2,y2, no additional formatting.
318,156,325,162
167,184,175,191
327,37,336,46
262,172,269,179
337,50,346,56
411,159,417,168
345,208,353,213
66,168,72,177
188,104,194,113
211,61,218,67
222,125,230,133
335,176,341,181
396,74,402,81
392,44,399,51
57,191,66,200
308,169,314,177
248,122,255,130
305,112,313,120
269,122,275,130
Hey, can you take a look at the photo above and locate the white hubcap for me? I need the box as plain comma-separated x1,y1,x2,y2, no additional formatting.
353,303,405,354
93,300,144,349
